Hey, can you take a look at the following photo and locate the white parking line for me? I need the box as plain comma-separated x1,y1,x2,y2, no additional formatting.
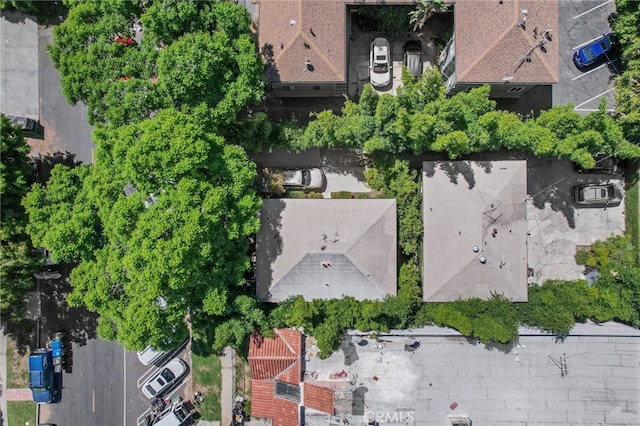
574,88,615,110
573,0,613,20
136,407,151,426
574,108,616,112
137,365,161,388
572,63,607,80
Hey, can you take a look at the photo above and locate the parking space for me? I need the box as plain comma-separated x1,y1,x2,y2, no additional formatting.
526,158,625,284
553,0,618,113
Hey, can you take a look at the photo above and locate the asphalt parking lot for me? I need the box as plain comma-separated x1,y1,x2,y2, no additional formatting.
554,0,618,113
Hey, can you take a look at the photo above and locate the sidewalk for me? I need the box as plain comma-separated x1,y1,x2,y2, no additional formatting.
220,346,235,426
0,328,6,425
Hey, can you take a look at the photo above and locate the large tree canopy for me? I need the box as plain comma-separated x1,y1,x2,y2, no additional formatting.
23,110,262,349
287,69,640,168
50,0,264,127
1,115,37,323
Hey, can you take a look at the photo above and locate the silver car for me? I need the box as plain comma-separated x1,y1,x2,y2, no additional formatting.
282,168,325,190
370,37,391,88
574,183,623,206
142,358,188,398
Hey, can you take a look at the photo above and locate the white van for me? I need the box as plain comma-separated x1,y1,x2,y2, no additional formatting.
152,400,191,426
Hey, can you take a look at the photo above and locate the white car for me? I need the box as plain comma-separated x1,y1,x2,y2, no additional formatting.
137,345,167,366
142,358,188,399
282,168,325,190
370,37,391,88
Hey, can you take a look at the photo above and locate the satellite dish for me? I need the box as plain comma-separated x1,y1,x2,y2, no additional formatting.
502,76,513,82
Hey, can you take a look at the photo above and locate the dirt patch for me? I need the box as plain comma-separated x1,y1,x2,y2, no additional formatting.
6,338,30,388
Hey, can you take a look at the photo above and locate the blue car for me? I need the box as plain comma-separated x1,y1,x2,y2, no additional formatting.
573,33,616,68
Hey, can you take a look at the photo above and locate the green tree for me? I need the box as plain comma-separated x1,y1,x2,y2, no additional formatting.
49,0,264,126
0,115,37,323
409,0,448,31
24,110,263,350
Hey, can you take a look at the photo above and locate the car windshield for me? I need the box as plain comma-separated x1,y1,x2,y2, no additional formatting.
582,46,596,61
145,384,157,396
373,63,388,73
301,170,311,186
160,369,176,382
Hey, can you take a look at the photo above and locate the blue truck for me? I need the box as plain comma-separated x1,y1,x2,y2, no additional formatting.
28,332,65,403
28,349,57,403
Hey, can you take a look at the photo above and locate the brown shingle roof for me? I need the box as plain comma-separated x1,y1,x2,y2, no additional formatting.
259,0,346,83
455,0,558,84
303,383,335,414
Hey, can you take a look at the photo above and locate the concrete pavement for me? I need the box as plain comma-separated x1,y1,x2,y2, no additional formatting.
0,10,39,119
220,346,236,426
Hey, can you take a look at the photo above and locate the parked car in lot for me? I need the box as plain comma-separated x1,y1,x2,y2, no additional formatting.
5,114,37,132
573,33,616,68
137,345,168,366
574,183,623,206
370,37,391,88
282,168,325,190
142,358,188,399
403,40,422,79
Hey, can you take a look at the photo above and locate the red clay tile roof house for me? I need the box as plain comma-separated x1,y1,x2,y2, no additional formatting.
248,329,303,426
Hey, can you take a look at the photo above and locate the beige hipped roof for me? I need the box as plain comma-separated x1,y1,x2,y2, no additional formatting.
422,161,528,302
455,0,558,84
256,199,397,302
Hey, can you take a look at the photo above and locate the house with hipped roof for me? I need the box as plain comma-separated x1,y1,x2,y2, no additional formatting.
258,0,558,98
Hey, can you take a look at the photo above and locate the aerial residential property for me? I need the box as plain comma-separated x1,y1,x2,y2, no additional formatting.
1,1,639,426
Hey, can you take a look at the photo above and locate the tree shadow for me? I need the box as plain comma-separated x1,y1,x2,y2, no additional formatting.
339,335,359,366
255,199,285,301
34,151,82,184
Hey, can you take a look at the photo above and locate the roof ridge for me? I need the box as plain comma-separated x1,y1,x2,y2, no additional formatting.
344,199,394,254
274,0,303,65
275,328,300,356
301,32,342,80
458,22,518,82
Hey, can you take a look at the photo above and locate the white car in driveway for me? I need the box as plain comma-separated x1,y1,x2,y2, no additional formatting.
370,37,391,88
282,168,325,190
142,358,188,399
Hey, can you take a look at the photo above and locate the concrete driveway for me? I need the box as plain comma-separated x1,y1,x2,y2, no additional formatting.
526,158,625,284
554,0,618,113
0,10,39,118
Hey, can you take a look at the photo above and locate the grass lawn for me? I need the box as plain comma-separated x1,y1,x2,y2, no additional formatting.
6,338,29,388
7,401,36,426
191,353,222,421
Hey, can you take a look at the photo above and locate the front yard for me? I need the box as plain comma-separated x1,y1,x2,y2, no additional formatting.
191,352,222,422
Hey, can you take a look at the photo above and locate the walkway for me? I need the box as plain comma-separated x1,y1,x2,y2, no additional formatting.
220,346,235,426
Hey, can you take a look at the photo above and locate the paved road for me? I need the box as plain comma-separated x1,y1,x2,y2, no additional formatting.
37,25,94,163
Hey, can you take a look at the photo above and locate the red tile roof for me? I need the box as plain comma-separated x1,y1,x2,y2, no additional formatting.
455,0,558,84
303,383,335,415
249,329,303,425
248,329,302,384
250,380,300,426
